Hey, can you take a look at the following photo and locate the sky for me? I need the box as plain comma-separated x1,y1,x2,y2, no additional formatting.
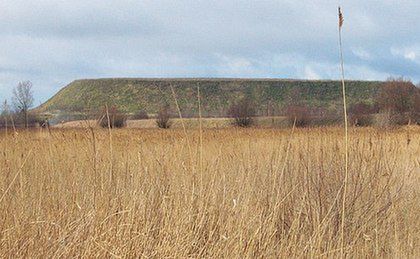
0,0,419,105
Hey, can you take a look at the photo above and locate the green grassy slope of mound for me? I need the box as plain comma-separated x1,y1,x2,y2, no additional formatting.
39,78,383,117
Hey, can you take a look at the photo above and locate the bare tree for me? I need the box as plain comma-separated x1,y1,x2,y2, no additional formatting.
13,81,34,128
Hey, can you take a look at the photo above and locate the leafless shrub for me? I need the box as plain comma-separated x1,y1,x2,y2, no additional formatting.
228,98,255,127
98,106,127,128
156,105,172,129
286,105,311,127
377,78,419,125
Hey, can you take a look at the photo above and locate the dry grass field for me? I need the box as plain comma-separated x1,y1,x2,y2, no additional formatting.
0,126,419,257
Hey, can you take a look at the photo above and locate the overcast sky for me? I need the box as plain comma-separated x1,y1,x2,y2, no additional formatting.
0,0,419,104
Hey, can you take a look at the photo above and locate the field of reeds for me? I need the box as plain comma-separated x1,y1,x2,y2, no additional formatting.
0,127,419,258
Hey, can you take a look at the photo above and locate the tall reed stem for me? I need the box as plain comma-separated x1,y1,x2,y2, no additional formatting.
338,6,349,258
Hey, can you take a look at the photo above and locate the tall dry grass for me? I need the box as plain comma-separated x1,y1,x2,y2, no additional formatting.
0,127,419,257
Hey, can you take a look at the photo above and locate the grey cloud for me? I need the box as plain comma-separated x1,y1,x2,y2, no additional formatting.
0,0,419,103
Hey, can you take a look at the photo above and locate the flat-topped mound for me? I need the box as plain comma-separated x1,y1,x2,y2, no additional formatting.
38,78,383,117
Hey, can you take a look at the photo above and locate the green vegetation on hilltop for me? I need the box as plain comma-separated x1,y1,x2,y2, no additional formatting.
39,78,383,117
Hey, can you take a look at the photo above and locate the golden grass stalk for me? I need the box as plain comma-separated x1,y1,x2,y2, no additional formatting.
170,84,194,171
338,6,349,258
